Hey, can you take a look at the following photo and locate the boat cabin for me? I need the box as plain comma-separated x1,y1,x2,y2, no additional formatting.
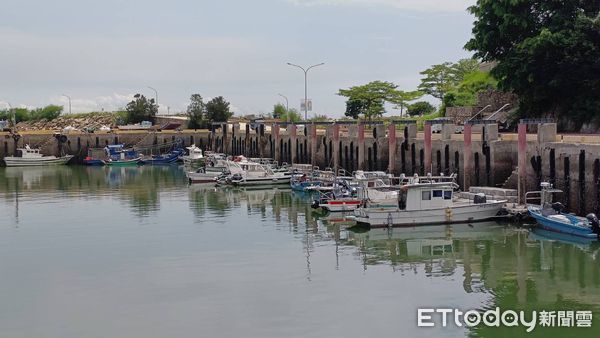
399,182,457,211
17,145,44,158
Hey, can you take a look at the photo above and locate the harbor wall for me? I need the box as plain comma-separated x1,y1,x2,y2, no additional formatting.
3,121,600,215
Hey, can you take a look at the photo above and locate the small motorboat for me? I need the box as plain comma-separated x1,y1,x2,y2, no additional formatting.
186,167,224,184
527,182,600,239
528,204,599,239
311,181,361,212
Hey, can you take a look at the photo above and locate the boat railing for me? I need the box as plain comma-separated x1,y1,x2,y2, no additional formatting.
389,173,457,186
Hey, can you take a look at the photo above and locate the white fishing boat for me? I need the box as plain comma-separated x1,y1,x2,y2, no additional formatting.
3,145,74,167
181,144,204,165
222,161,291,187
353,176,506,227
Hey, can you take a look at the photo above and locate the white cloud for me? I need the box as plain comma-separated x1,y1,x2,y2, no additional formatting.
287,0,475,12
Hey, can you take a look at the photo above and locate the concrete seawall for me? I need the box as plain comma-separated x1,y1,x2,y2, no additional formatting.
3,120,600,215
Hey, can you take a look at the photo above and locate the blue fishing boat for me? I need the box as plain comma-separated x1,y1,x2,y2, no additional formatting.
103,144,141,166
526,182,600,239
140,148,185,165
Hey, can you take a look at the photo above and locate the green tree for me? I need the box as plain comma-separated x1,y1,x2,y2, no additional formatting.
125,94,157,124
339,81,413,120
418,59,481,101
407,101,435,116
465,0,600,125
205,96,232,123
443,71,497,108
187,94,205,129
343,98,367,119
388,90,423,116
13,108,30,123
279,108,302,123
272,103,286,119
30,105,63,121
418,62,455,100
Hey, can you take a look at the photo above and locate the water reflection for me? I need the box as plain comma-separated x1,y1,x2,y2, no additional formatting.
0,165,187,219
1,166,600,337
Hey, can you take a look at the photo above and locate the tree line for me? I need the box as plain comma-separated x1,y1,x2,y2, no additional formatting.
123,93,233,129
337,58,495,120
0,105,63,123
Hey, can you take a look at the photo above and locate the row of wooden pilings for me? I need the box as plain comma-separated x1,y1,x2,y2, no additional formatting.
208,118,558,206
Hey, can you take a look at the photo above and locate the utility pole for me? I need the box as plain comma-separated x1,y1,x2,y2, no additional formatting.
62,94,72,114
147,86,158,112
278,93,289,122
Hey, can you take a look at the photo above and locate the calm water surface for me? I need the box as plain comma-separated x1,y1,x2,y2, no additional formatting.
0,166,599,338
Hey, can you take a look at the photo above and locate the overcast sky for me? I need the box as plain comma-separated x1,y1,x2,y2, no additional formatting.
0,0,476,117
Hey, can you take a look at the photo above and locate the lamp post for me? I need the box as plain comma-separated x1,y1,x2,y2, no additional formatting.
62,94,72,114
278,93,289,122
286,62,324,120
147,86,158,113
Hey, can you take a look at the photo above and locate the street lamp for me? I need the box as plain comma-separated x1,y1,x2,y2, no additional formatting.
62,94,72,114
147,86,158,113
278,93,289,122
286,62,324,120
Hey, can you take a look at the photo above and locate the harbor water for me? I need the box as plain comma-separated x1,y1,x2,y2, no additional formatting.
0,165,599,337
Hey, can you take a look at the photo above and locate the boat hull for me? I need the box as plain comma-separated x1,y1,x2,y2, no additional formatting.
83,159,105,166
319,199,362,212
3,155,74,167
105,158,141,166
354,201,504,227
187,172,219,184
230,176,291,187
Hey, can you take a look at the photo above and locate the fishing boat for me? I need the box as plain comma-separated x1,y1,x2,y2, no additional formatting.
181,144,204,165
527,183,599,239
353,175,506,227
103,144,141,166
220,161,291,187
3,145,73,167
140,148,184,165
